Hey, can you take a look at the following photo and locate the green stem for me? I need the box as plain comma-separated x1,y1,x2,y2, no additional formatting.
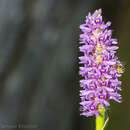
96,108,105,130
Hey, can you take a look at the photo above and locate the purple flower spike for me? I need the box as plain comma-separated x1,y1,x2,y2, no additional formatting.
79,9,124,117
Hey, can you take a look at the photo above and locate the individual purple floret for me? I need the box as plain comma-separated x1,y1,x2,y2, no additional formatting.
79,9,124,117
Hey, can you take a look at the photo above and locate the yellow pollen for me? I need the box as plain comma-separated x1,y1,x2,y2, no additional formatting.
96,20,99,22
100,37,104,40
104,57,107,60
90,106,94,110
101,69,105,72
96,47,101,52
91,75,95,78
102,78,106,81
96,57,102,63
100,96,104,98
102,83,105,85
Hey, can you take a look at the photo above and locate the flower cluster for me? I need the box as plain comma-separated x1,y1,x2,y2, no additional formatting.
79,9,124,117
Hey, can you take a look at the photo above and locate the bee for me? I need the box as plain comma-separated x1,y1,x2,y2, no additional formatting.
113,61,125,74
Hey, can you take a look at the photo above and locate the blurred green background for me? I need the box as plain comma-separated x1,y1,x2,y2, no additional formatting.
0,0,129,130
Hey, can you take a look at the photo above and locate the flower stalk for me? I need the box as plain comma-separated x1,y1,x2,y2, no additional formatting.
96,108,105,130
